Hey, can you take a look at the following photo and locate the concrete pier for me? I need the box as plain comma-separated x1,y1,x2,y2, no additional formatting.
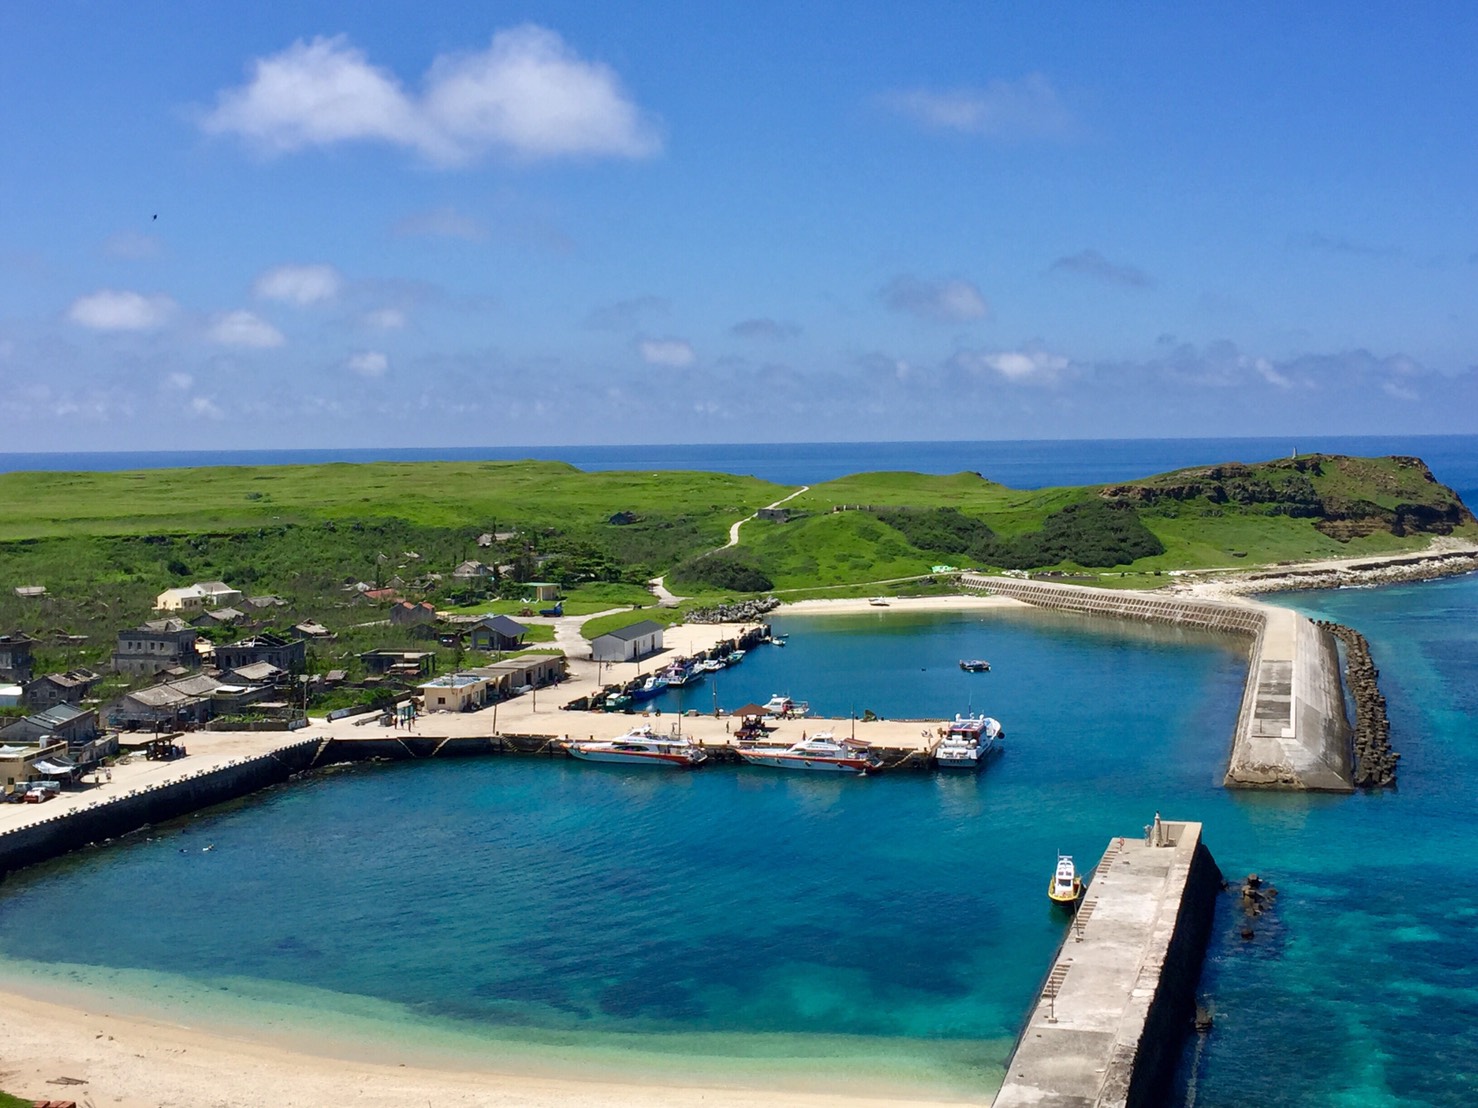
961,575,1354,791
992,820,1222,1108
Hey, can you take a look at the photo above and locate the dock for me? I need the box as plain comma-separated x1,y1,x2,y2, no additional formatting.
961,575,1354,791
992,819,1222,1108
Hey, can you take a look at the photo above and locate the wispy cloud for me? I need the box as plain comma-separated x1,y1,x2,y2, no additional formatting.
881,75,1071,139
393,207,487,241
103,231,163,260
254,263,342,306
1049,249,1153,289
953,346,1068,385
207,309,285,348
730,317,801,341
1288,232,1400,259
637,337,695,367
68,289,176,331
201,27,662,165
882,276,990,323
363,307,407,330
347,350,390,377
586,296,668,331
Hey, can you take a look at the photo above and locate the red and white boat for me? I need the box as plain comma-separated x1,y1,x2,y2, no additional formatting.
564,725,708,767
735,732,879,774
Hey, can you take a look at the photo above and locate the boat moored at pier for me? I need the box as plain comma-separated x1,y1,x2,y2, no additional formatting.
935,713,1003,769
1048,854,1084,907
735,732,879,774
564,726,708,767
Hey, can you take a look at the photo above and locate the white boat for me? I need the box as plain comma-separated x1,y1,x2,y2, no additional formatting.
735,732,878,774
564,725,708,767
935,713,1003,770
1048,854,1084,907
762,693,809,717
695,658,726,673
869,597,889,606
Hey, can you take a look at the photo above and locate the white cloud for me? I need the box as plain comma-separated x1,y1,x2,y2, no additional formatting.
881,75,1072,139
1252,356,1293,389
190,396,224,419
394,207,486,240
254,263,342,306
201,27,661,165
364,307,407,330
347,350,389,377
68,289,176,331
956,347,1069,384
167,372,194,390
208,309,285,348
882,276,990,323
638,338,695,367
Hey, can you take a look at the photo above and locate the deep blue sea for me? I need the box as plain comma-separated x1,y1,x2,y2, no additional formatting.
0,436,1475,1103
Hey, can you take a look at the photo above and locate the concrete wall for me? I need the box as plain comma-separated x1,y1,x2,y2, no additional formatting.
0,740,318,877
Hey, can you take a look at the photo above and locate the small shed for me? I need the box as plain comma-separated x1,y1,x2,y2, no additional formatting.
470,615,528,652
590,620,664,663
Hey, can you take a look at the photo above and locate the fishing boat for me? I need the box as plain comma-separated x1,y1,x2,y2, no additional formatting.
727,649,747,664
735,732,879,774
762,693,809,717
565,725,708,767
665,662,702,687
1048,854,1084,908
695,657,726,674
629,674,669,701
934,713,1003,769
959,659,991,672
602,692,633,712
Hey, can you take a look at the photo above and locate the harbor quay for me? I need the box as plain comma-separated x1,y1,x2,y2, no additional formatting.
992,819,1222,1108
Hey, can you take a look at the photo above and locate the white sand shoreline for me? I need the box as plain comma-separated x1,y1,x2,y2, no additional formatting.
0,983,980,1108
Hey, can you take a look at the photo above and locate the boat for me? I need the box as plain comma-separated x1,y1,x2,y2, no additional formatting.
762,693,809,717
735,732,879,774
602,692,633,712
1048,854,1084,907
959,659,991,672
869,597,890,606
629,674,669,701
934,713,1003,769
727,649,746,664
565,725,708,767
665,662,702,687
695,658,726,674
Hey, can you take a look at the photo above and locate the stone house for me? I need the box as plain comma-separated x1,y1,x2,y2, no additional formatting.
213,633,306,673
24,668,102,709
0,633,37,684
469,615,528,652
113,620,199,676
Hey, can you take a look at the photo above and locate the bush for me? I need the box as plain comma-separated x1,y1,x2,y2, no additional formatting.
975,500,1164,569
669,549,774,592
871,507,996,554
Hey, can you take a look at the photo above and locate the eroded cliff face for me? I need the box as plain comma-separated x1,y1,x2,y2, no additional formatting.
1097,454,1476,541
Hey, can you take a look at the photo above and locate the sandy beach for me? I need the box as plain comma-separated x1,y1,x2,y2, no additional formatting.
0,986,976,1108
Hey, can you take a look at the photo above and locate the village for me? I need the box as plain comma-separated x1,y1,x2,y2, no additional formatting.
0,547,712,800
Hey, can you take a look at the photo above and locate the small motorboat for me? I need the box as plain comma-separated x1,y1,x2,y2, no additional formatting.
727,649,746,664
959,659,991,673
1048,854,1084,908
762,693,809,717
869,597,890,606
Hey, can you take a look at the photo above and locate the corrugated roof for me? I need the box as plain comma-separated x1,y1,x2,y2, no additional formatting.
595,620,664,641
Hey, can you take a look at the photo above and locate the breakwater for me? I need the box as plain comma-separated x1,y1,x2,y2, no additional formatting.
1316,620,1398,787
960,574,1355,791
0,739,319,877
992,820,1222,1108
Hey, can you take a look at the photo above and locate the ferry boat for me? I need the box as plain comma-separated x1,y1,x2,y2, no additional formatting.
959,659,991,672
565,725,708,767
629,674,670,701
935,713,1003,769
762,694,809,717
735,732,879,774
1048,854,1084,907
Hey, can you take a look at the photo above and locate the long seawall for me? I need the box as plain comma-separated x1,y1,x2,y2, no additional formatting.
960,575,1354,791
0,739,319,877
992,820,1223,1108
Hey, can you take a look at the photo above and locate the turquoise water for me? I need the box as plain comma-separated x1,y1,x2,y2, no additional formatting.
1,586,1474,1102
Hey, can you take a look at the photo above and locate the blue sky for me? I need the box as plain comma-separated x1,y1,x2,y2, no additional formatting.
2,2,1476,449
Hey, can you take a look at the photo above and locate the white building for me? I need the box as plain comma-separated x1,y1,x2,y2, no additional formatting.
590,620,665,663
